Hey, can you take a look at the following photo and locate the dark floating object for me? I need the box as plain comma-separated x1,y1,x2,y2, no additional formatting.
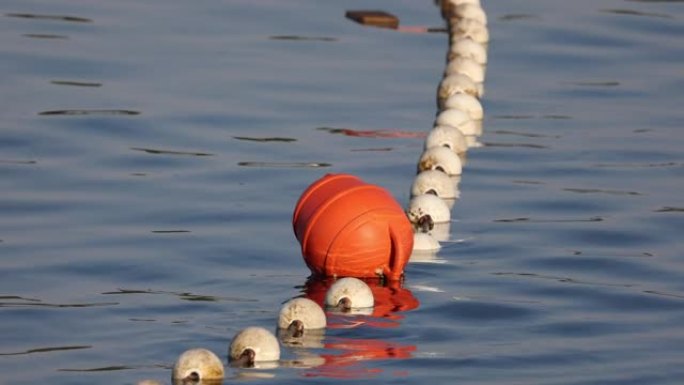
6,12,92,23
269,35,337,42
0,159,37,165
563,187,642,196
0,345,92,356
600,8,671,18
23,33,68,39
494,216,604,223
564,80,620,87
655,206,684,213
233,136,297,143
493,114,535,120
58,366,135,372
593,161,678,168
350,147,393,152
39,109,140,116
238,161,331,168
483,142,548,149
130,147,213,157
50,80,102,87
317,126,425,138
499,13,541,21
151,230,191,234
345,10,399,29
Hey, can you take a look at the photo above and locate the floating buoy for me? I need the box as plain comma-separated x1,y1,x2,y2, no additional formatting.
448,37,487,64
442,93,484,121
435,109,479,137
411,169,460,200
445,56,485,83
172,348,224,382
453,3,488,25
278,297,326,334
450,18,489,44
325,277,375,313
438,73,480,108
425,124,468,156
407,194,451,231
304,277,419,326
292,174,414,281
417,146,463,176
229,327,280,368
412,232,442,252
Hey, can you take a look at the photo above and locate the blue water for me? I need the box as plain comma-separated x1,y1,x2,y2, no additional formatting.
1,0,683,384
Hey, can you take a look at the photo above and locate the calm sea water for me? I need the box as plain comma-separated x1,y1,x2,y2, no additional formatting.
1,0,683,384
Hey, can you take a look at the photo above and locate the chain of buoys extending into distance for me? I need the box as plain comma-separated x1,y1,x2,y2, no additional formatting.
137,1,489,383
410,0,488,254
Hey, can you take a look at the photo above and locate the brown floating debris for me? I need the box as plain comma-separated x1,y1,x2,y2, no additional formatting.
345,10,399,29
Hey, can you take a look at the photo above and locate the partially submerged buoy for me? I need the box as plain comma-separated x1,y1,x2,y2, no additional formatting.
172,348,224,382
293,174,414,281
229,327,280,368
325,277,375,314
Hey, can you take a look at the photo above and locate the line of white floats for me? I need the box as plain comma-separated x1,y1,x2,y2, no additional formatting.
139,1,489,382
138,278,374,383
408,0,489,253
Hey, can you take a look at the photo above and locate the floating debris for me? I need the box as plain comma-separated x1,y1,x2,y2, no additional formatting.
238,161,331,168
150,230,191,234
39,109,140,116
233,136,297,143
494,216,604,223
6,13,92,23
317,126,425,139
601,8,672,18
23,33,68,39
563,80,620,87
50,80,102,87
563,187,642,196
345,10,399,29
269,35,337,42
655,206,684,213
499,13,541,21
130,147,213,156
0,159,37,165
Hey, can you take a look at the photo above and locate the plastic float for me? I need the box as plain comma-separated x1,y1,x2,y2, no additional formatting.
229,326,281,368
292,173,414,281
171,348,224,382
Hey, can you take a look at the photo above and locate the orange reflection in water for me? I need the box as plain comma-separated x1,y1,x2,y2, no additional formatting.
301,337,416,379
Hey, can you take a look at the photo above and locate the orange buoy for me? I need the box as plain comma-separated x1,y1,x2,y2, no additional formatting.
293,174,414,281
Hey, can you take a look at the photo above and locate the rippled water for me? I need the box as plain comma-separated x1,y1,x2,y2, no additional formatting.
1,0,683,384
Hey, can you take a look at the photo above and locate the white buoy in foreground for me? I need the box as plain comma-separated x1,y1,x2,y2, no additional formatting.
325,277,374,312
229,327,280,368
418,146,463,176
411,169,459,199
278,297,326,335
172,348,225,382
442,93,483,121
